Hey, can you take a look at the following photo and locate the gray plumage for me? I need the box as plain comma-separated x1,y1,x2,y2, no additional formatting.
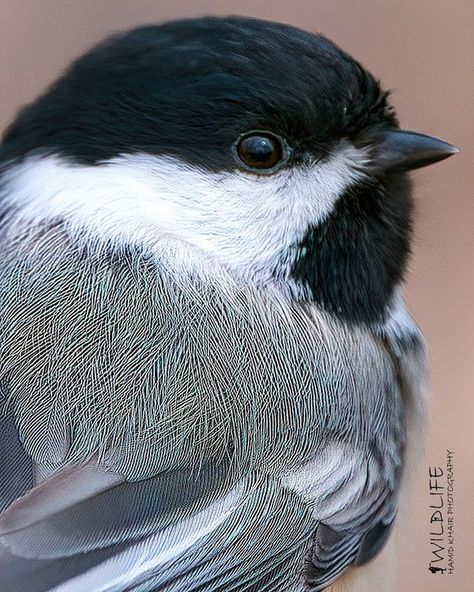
0,222,427,591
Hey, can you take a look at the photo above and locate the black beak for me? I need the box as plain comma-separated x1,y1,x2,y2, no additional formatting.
378,129,459,171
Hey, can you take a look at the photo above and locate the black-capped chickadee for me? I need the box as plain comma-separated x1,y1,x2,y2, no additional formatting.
0,16,457,592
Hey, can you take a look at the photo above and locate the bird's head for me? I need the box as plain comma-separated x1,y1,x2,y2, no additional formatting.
0,17,457,323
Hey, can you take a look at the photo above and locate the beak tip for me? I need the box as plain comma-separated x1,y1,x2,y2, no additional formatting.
433,141,460,164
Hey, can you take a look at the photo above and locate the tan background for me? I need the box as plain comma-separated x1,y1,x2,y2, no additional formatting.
0,1,472,591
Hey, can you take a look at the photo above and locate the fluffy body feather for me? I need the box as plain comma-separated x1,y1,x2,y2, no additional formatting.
0,215,426,591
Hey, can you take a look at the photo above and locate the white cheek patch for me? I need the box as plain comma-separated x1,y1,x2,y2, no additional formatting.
0,142,368,277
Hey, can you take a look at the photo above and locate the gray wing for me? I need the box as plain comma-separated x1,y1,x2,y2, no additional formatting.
305,303,428,590
0,399,34,514
0,414,317,592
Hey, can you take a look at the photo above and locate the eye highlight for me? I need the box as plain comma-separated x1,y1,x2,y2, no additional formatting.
233,131,290,172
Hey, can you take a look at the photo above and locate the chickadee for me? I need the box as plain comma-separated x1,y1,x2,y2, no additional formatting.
0,16,457,592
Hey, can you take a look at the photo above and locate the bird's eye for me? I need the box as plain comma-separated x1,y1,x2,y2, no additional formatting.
233,132,289,172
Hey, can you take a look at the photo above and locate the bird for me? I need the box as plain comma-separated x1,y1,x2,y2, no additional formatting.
0,15,457,592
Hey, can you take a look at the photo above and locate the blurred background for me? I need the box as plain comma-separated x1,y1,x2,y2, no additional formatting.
0,1,472,590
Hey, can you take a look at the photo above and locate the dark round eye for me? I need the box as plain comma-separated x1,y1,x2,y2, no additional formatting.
233,132,288,172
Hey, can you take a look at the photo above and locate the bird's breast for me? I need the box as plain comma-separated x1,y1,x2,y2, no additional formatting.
0,225,405,491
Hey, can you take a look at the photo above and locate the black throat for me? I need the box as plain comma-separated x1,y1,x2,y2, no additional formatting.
290,173,413,324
